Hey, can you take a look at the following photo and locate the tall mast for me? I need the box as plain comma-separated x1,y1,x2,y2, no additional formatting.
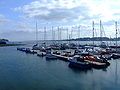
78,25,80,39
69,34,70,45
51,26,54,44
115,21,118,85
36,21,38,44
92,21,95,46
66,27,68,43
60,27,62,41
110,36,112,46
78,25,80,45
52,26,54,40
100,20,102,45
44,26,46,42
67,27,68,40
58,26,59,41
71,26,73,40
115,21,118,51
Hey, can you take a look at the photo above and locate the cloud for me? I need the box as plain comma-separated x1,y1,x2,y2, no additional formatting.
15,0,120,24
0,14,33,32
0,14,10,23
1,0,120,41
14,0,93,23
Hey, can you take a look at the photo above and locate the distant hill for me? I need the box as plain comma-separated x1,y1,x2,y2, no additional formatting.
65,37,120,41
0,39,9,44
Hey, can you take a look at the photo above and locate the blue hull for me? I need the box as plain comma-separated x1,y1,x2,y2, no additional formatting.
69,61,91,69
46,54,57,59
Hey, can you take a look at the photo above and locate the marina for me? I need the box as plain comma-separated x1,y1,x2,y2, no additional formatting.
1,0,120,89
7,20,120,89
16,40,119,70
0,45,120,90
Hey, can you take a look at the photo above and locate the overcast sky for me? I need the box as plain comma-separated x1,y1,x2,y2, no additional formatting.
0,0,120,41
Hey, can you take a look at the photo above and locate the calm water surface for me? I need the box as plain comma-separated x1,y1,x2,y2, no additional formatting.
0,46,120,90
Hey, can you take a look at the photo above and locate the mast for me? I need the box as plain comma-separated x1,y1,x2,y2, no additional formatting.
36,21,38,44
69,34,70,45
115,21,118,85
115,21,118,51
44,26,46,42
92,21,95,46
52,26,54,43
100,20,102,46
52,26,54,40
78,25,80,45
67,27,68,43
60,27,62,41
58,26,60,43
71,27,73,39
59,27,62,44
110,36,112,46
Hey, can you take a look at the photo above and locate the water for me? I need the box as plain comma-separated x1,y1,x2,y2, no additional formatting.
0,46,120,90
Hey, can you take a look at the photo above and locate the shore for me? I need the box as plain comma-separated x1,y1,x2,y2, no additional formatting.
0,44,25,47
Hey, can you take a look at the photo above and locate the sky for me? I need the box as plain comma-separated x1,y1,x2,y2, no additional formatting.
0,0,120,41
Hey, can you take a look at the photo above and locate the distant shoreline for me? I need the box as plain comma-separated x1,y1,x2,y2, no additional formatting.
0,44,25,47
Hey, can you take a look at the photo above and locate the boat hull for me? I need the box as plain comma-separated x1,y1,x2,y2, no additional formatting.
46,54,57,59
69,61,91,69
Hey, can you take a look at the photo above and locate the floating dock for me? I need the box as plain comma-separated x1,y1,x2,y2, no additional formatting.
52,54,72,61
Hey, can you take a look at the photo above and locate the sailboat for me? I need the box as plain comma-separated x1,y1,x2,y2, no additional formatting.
32,21,40,50
36,26,47,56
110,21,120,59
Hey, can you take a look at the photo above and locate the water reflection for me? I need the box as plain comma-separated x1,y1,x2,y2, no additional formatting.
115,59,118,85
68,62,109,72
68,64,93,74
45,58,58,62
